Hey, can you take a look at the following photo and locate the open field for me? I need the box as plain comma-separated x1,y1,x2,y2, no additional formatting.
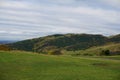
0,51,120,80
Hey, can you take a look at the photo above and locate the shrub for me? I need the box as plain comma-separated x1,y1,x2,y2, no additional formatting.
48,49,62,55
100,49,110,56
82,53,93,56
71,53,81,56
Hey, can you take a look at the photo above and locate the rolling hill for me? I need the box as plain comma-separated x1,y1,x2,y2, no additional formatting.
8,34,120,53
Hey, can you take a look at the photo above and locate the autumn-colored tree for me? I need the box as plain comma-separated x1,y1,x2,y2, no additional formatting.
0,45,11,51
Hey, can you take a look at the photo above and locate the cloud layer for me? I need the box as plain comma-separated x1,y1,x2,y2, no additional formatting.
0,0,120,40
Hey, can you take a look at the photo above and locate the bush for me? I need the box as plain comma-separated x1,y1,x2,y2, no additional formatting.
100,49,110,56
48,49,62,55
71,53,81,56
83,53,93,56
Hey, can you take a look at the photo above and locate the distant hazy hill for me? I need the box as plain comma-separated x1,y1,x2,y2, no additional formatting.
0,40,16,44
8,34,120,53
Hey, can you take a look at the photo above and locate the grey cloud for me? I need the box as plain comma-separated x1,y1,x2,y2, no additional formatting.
0,0,120,40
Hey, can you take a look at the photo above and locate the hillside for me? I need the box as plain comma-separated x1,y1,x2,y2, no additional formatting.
87,43,120,55
109,34,120,43
8,34,120,53
65,43,120,56
8,38,39,51
0,51,120,80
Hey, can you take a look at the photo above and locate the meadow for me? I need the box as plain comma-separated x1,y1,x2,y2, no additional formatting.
0,51,120,80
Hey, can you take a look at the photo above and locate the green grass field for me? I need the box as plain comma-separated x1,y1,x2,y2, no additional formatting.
0,51,120,80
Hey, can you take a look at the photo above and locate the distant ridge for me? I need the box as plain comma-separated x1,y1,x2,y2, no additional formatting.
0,40,17,44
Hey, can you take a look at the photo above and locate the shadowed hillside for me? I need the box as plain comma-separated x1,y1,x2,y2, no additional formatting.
109,34,120,43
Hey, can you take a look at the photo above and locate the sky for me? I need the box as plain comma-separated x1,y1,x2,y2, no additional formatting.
0,0,120,40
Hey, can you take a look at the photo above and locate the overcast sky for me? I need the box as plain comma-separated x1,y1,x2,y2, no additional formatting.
0,0,120,40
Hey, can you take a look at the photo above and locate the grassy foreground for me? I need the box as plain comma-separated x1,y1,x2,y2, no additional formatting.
0,51,120,80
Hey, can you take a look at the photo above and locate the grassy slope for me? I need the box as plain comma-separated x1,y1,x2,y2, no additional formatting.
87,43,120,51
65,43,120,56
0,51,120,80
83,43,120,55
